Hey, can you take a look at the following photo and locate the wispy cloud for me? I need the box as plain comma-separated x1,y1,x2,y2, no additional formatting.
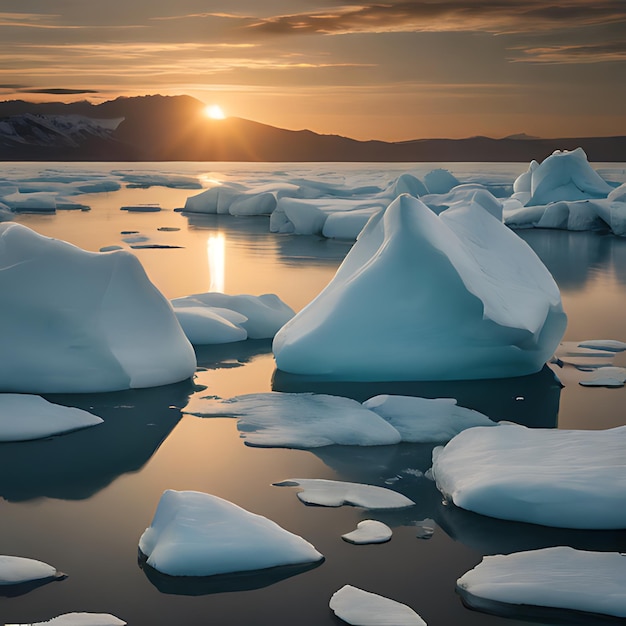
244,1,626,36
512,40,626,63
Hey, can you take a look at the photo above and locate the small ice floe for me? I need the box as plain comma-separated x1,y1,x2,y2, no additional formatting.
341,520,392,544
116,172,201,189
0,555,66,595
413,518,436,540
2,191,56,213
273,479,415,509
188,392,400,448
273,194,566,381
432,424,626,529
0,393,103,441
14,613,126,625
157,226,180,232
579,366,626,388
363,395,497,443
99,245,123,252
138,490,323,577
577,339,626,352
171,293,295,340
120,204,161,212
329,585,427,626
457,547,626,620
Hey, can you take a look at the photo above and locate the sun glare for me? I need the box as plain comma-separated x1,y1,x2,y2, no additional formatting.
204,104,226,120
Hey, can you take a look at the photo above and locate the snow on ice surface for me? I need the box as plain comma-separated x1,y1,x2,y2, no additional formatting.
0,223,196,393
0,555,62,585
138,490,323,577
341,520,393,544
273,194,566,380
11,613,127,626
0,394,103,441
457,547,626,619
171,292,295,340
274,479,415,509
432,424,626,529
329,585,427,626
363,395,497,442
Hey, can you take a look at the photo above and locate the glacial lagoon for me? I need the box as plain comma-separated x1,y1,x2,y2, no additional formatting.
1,161,626,625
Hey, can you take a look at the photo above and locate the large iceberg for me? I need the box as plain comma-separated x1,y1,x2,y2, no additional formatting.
273,194,566,380
0,223,196,393
138,490,323,577
457,547,626,619
432,424,626,529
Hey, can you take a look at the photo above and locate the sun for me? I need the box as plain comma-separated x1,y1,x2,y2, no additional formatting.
204,104,226,120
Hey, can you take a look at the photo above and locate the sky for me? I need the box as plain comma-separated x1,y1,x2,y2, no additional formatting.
1,0,625,141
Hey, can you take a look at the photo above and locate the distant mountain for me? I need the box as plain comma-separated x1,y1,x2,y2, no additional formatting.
0,95,624,162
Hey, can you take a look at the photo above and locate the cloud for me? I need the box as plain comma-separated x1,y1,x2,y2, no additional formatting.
19,88,100,95
243,1,626,36
511,40,626,63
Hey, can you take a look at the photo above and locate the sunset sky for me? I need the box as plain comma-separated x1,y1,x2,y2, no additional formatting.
2,0,625,141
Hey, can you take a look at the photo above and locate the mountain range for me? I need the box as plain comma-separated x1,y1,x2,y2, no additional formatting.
0,95,624,162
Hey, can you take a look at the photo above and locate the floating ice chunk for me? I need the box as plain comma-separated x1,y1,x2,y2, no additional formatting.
341,520,392,544
203,392,401,448
420,184,501,218
322,207,381,240
2,191,56,213
457,547,626,619
424,168,460,194
99,245,124,252
0,393,103,441
579,366,626,387
183,184,245,214
329,585,427,626
171,293,294,339
17,613,126,625
274,479,415,509
172,307,248,344
117,172,201,189
432,424,626,529
577,339,626,352
228,192,277,216
0,223,196,393
273,194,566,381
363,395,497,443
120,204,161,212
0,555,64,585
521,148,613,206
138,490,323,577
414,518,436,539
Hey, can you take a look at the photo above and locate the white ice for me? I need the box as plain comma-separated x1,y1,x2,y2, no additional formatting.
341,520,393,544
0,555,61,585
273,194,566,380
457,546,626,619
273,479,415,509
138,490,323,577
17,614,127,626
0,393,103,441
1,191,56,212
0,223,196,393
173,307,248,344
579,366,626,387
171,292,294,340
363,395,497,442
432,424,626,529
329,585,427,626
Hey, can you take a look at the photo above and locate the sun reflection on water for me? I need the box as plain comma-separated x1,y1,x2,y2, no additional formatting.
207,232,225,293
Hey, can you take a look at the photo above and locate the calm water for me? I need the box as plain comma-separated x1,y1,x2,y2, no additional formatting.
1,162,626,625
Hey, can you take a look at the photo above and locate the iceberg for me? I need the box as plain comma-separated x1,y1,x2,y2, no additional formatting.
0,223,196,393
273,194,566,380
0,393,103,441
432,424,626,529
274,478,415,509
363,395,497,442
171,292,294,340
457,547,626,619
579,366,626,387
138,490,323,577
330,585,427,626
341,520,392,544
